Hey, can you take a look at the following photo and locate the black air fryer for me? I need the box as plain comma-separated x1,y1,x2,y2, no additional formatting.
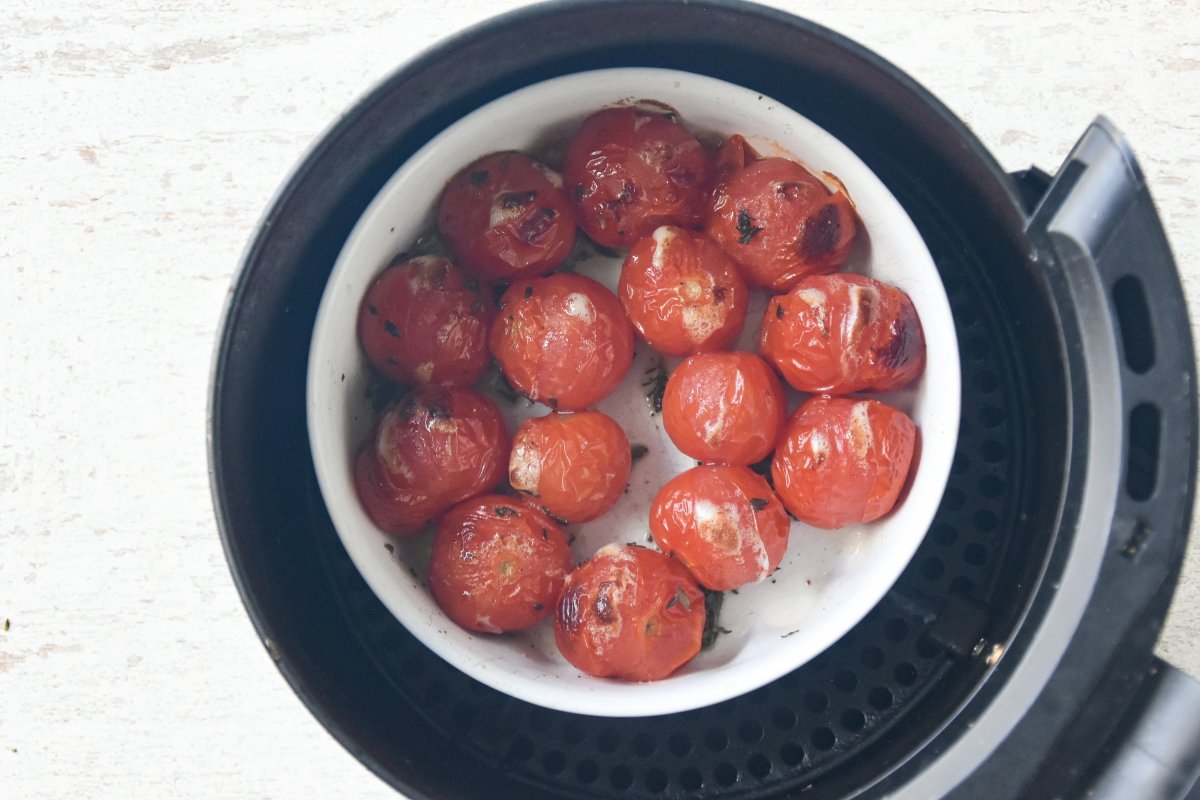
208,2,1200,797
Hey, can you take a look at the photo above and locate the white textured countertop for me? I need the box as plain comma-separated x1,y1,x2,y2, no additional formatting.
2,2,1197,797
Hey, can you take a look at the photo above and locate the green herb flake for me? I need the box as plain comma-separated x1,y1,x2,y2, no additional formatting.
494,506,518,518
701,588,730,650
630,444,649,462
750,498,769,512
736,209,764,244
469,169,489,186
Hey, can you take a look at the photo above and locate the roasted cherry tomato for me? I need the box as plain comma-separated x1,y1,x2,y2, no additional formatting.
712,133,758,189
555,544,705,681
618,226,748,356
707,158,857,291
437,152,577,283
650,465,789,591
759,273,926,394
489,273,634,410
563,107,713,249
357,255,491,386
427,495,572,633
354,386,510,535
661,351,786,466
509,411,631,523
771,396,916,530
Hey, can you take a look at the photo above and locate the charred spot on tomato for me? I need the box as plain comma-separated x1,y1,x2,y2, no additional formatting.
736,209,764,244
533,602,544,612
750,498,770,512
469,169,489,187
798,204,842,260
874,306,921,369
383,320,402,338
644,616,661,637
494,506,517,518
541,527,549,540
775,302,785,320
366,303,379,316
572,184,586,202
712,284,728,304
523,284,534,299
558,584,585,632
594,581,617,623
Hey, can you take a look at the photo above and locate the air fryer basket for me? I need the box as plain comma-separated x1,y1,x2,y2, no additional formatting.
208,2,1197,798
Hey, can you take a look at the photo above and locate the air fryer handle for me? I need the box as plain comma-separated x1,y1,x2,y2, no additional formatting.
1019,120,1200,799
1025,115,1195,542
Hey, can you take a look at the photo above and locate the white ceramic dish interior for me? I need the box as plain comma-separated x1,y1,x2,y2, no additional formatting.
307,68,961,718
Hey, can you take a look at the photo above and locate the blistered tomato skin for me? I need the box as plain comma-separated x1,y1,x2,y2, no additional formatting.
618,227,748,356
554,544,705,682
650,465,789,591
437,152,577,283
760,274,926,394
489,273,635,411
427,495,573,633
563,107,713,249
707,158,857,291
771,396,916,530
662,351,786,466
509,411,631,523
357,256,492,387
353,386,510,536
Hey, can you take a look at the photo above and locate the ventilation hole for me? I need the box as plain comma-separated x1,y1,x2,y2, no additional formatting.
632,732,656,758
680,767,704,791
562,720,585,745
973,510,998,533
610,765,634,790
933,523,957,546
916,637,941,659
506,736,534,763
979,405,1005,429
949,576,976,595
1127,403,1161,501
921,557,945,581
780,742,805,767
974,369,1000,393
772,706,797,731
964,334,990,361
748,753,772,779
942,488,965,510
860,646,885,669
704,728,729,753
805,690,829,713
964,543,988,566
1112,275,1156,373
841,708,866,732
884,618,909,642
575,760,599,784
644,768,668,793
833,669,858,692
981,440,1006,464
597,729,621,754
669,732,693,758
714,762,739,787
868,686,894,710
543,750,567,775
527,706,553,731
978,475,1005,498
811,727,836,750
739,720,764,744
894,662,918,686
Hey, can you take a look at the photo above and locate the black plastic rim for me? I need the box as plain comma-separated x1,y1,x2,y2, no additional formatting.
208,2,1194,798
